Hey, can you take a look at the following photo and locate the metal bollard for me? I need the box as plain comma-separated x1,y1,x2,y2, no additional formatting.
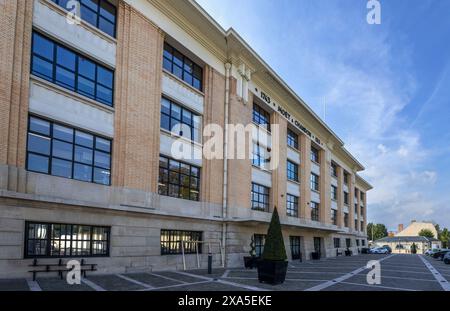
208,253,212,274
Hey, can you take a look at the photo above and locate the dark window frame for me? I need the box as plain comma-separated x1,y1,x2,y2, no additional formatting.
290,236,301,259
287,128,299,149
252,104,271,132
310,146,320,163
158,155,200,201
346,238,351,248
310,173,320,192
163,42,203,91
331,185,338,201
51,0,117,38
287,160,299,182
252,142,270,169
343,191,349,205
160,97,201,143
344,212,349,227
254,234,266,257
286,194,299,218
310,201,320,221
331,209,338,225
26,116,112,185
160,230,202,255
331,162,338,177
24,221,110,258
31,31,114,107
251,183,270,212
333,237,340,248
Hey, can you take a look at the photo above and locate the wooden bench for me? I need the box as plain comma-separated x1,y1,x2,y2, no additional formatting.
29,259,97,281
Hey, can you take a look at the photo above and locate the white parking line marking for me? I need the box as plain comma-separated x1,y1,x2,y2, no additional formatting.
115,274,153,289
339,281,418,291
304,254,397,291
81,278,106,291
419,255,450,291
27,280,42,291
147,272,187,284
139,280,211,291
221,269,230,278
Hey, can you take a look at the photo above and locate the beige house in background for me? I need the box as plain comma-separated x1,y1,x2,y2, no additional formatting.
396,221,438,238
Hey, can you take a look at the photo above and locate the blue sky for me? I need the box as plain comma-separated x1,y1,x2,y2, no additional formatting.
196,0,450,231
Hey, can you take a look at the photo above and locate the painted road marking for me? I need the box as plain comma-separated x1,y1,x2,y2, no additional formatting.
81,278,106,291
115,274,153,289
419,255,450,291
27,280,42,291
147,272,187,284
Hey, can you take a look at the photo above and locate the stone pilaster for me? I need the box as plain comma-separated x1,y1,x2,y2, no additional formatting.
300,135,311,219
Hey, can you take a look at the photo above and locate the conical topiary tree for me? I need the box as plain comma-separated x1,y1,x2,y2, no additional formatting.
261,207,287,261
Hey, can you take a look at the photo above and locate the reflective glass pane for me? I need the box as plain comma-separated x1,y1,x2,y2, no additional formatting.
33,33,54,60
53,140,73,160
51,158,72,178
56,46,76,70
75,146,93,164
27,133,50,155
32,57,53,79
75,131,93,148
53,124,73,142
93,167,110,185
94,150,110,169
74,163,92,181
27,153,49,173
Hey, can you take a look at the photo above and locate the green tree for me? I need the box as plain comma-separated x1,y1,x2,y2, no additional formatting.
440,228,449,248
261,207,287,261
367,223,388,241
418,229,435,239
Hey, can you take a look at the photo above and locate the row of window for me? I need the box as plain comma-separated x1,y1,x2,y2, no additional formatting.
51,0,116,37
254,235,321,258
31,32,114,106
333,238,366,248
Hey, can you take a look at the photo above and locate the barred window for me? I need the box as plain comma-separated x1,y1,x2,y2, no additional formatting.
311,201,320,221
31,32,114,106
333,238,340,248
290,236,301,260
251,183,270,212
286,194,298,217
25,222,109,258
163,42,203,91
287,160,298,182
160,97,201,143
252,143,270,170
26,116,112,185
158,156,200,201
310,173,320,192
310,146,319,163
51,0,116,37
160,230,202,255
287,128,298,149
254,234,266,257
331,185,338,200
331,209,338,225
252,104,271,132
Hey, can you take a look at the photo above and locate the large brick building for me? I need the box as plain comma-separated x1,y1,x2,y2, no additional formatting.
0,0,372,278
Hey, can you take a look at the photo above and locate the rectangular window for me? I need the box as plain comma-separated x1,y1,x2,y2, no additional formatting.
331,185,337,201
362,240,366,247
343,171,349,184
252,143,270,170
252,104,271,132
310,146,319,163
287,128,298,149
333,237,340,248
360,192,365,201
344,212,349,227
355,219,358,230
254,234,265,257
251,183,270,212
160,230,202,255
310,201,319,221
286,194,298,217
331,162,338,177
160,97,201,143
163,42,203,91
290,236,301,260
356,239,360,247
331,209,337,225
361,221,364,231
343,191,349,205
310,173,320,192
25,221,109,258
346,238,351,248
361,206,364,216
355,204,358,214
26,116,111,185
158,155,200,201
31,32,114,106
51,0,117,37
287,160,299,182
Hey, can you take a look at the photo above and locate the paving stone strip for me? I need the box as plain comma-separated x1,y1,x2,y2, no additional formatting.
304,254,397,291
419,255,450,291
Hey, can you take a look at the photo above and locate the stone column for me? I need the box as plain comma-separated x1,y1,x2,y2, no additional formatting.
271,113,287,217
337,166,344,228
299,135,311,220
349,173,356,231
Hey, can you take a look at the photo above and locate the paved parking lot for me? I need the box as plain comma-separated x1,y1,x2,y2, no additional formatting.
1,254,449,291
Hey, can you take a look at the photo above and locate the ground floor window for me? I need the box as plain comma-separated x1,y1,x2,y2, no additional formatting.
290,236,301,260
160,230,202,255
362,240,366,247
333,237,340,248
254,234,266,257
25,222,110,258
313,237,321,253
356,239,360,247
346,238,351,248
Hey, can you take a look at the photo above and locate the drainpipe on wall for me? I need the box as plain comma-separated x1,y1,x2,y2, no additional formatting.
222,62,232,267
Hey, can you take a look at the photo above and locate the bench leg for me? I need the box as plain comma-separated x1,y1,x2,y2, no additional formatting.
33,271,36,282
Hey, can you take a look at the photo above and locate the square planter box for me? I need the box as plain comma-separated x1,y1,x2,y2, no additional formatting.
257,260,288,285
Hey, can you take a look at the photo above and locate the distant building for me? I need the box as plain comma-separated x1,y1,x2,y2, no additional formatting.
396,221,438,238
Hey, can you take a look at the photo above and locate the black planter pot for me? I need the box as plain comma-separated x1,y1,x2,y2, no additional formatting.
257,260,288,285
243,256,259,269
345,250,353,256
311,252,321,260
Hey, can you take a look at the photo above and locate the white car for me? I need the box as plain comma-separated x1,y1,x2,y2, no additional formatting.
370,247,389,254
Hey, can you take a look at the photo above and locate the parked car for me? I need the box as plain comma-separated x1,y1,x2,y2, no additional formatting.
428,248,441,257
443,252,450,264
424,249,433,256
370,247,389,254
382,245,392,254
432,249,450,260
